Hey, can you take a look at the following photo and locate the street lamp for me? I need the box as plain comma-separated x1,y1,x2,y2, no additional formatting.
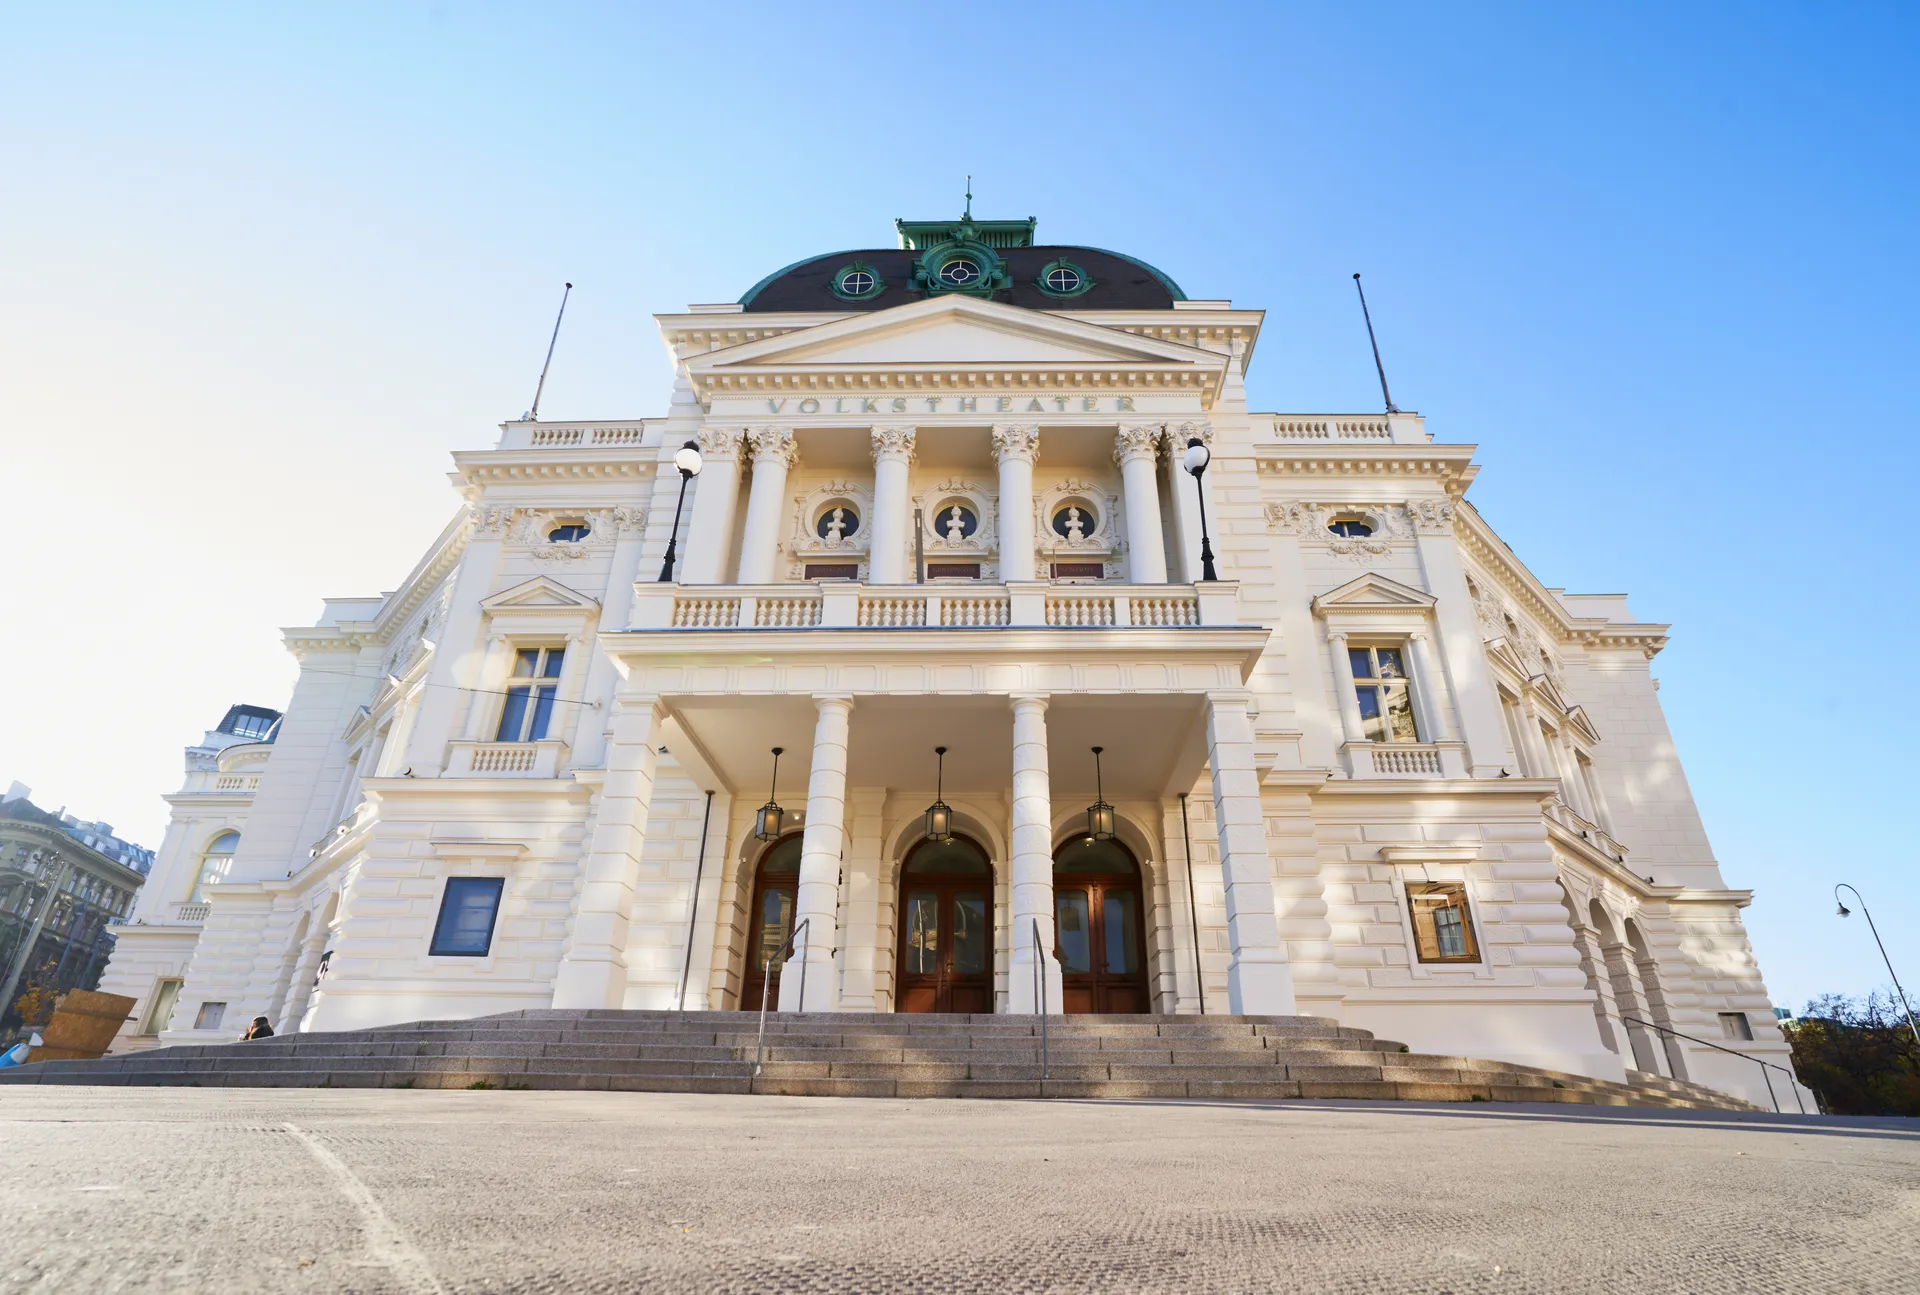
1835,883,1920,1049
657,439,704,582
924,747,954,844
1181,437,1218,582
753,747,785,842
1085,746,1115,842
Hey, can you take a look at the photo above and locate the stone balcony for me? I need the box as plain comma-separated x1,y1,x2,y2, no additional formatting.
629,581,1242,632
443,740,572,779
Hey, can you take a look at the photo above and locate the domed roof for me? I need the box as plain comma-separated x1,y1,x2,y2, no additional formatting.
738,213,1186,314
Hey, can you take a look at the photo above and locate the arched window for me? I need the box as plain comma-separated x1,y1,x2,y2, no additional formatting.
190,831,239,903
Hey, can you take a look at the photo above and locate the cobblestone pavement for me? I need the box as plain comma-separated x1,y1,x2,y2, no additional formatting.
1,1088,1914,1294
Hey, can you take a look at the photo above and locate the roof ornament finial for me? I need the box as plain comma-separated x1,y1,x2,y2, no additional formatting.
963,175,972,221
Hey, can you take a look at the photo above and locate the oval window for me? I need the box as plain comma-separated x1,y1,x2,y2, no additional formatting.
548,523,591,543
1044,266,1082,293
938,259,981,286
838,269,876,296
1051,504,1097,540
1327,518,1373,538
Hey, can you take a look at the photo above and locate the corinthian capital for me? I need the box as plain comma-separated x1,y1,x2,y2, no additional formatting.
696,427,745,460
870,424,917,463
746,424,799,468
1166,420,1213,453
1113,422,1164,466
989,423,1040,465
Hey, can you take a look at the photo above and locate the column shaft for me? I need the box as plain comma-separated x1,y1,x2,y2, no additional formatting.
1163,422,1215,584
867,426,916,584
991,424,1040,583
1406,631,1455,742
1206,692,1296,1015
1327,632,1368,744
780,695,852,1011
1005,693,1062,1013
1114,423,1169,583
681,429,744,584
735,426,797,585
553,695,665,1009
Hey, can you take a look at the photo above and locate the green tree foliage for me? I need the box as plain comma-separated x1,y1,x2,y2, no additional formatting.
1783,990,1920,1116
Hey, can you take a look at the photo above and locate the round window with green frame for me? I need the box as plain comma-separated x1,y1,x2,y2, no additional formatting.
1036,258,1095,298
831,262,886,302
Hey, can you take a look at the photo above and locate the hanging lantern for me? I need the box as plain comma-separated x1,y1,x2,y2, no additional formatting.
1086,745,1116,842
924,746,954,844
753,747,785,842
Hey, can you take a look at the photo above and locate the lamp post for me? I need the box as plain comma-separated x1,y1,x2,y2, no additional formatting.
657,439,704,582
1835,883,1920,1049
1180,437,1218,582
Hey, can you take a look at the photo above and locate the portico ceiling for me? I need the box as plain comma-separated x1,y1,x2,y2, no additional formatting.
662,692,1209,803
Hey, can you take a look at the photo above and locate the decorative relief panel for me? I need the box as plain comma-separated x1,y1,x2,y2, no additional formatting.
914,478,999,578
1036,475,1124,578
1468,575,1564,686
1264,501,1414,562
746,424,800,468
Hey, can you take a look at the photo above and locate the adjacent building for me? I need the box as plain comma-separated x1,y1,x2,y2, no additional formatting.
91,212,1804,1106
1,784,151,1027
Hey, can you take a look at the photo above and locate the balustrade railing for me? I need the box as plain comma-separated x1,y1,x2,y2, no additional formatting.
1370,745,1444,775
632,581,1238,631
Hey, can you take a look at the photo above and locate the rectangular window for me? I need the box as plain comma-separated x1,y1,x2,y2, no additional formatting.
494,647,565,742
193,1001,227,1031
1350,645,1421,743
1406,882,1480,963
141,979,184,1035
1719,1011,1754,1042
430,877,505,957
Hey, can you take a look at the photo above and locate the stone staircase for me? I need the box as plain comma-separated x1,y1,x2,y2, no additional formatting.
0,1010,1763,1110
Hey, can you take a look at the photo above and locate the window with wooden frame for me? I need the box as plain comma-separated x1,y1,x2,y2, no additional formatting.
1349,644,1421,743
189,831,239,903
494,647,565,742
1406,881,1480,963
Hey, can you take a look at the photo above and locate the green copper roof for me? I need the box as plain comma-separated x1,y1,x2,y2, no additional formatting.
894,215,1037,250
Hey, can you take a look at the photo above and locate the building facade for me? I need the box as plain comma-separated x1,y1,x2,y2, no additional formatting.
96,213,1801,1105
1,785,151,1028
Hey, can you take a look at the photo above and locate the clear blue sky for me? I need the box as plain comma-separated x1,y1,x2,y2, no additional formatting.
3,3,1915,1011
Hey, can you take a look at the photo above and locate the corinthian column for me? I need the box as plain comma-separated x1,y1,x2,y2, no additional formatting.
734,425,797,585
1113,422,1169,584
681,427,745,584
867,425,916,584
991,423,1040,583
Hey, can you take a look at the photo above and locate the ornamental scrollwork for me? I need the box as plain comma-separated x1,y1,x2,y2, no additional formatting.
695,427,745,461
1113,422,1164,466
746,424,799,468
472,506,517,539
1407,497,1457,535
870,425,918,462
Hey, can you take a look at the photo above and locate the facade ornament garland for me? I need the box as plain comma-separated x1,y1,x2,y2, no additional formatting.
472,506,517,539
989,423,1040,465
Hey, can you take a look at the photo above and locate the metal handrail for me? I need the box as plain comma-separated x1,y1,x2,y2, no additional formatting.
1617,1014,1807,1114
749,917,809,1094
1031,918,1048,1084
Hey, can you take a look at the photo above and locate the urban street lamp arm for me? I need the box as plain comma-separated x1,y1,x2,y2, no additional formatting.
1835,883,1920,1050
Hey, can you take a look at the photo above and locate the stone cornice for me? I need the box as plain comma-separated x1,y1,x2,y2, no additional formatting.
452,449,659,490
1254,444,1480,494
1313,777,1561,800
1453,501,1670,657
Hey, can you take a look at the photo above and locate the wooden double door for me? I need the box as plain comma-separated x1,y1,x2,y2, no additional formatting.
739,834,801,1011
1054,836,1150,1014
895,836,995,1013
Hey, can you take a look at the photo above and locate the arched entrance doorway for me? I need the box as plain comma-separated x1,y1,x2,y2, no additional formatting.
1053,834,1149,1014
738,834,802,1011
895,835,994,1013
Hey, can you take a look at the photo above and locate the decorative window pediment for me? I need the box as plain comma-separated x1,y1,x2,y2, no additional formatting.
480,576,601,614
1310,572,1436,616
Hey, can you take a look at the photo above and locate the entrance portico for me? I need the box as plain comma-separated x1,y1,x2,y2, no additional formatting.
584,600,1293,1017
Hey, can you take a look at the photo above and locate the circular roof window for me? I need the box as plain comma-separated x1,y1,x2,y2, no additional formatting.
1037,258,1093,298
832,263,883,301
1327,518,1373,538
938,258,981,286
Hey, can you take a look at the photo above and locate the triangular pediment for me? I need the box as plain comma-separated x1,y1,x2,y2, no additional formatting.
1484,635,1529,677
688,296,1223,371
1311,572,1436,615
480,576,600,613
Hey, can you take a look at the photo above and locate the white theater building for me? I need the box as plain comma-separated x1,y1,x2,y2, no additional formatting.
98,212,1800,1105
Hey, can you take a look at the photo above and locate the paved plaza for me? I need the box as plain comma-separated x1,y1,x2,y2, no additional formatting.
1,1088,1914,1294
